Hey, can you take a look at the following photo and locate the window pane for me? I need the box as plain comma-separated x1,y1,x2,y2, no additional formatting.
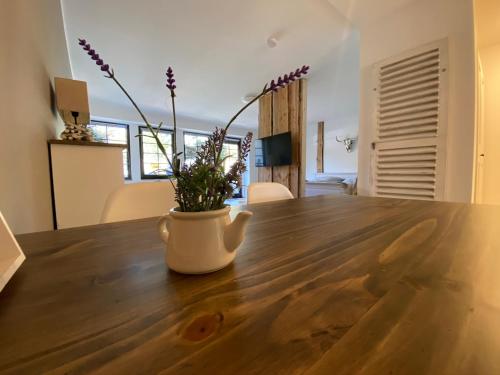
88,122,130,179
143,153,160,164
222,141,240,173
143,164,157,175
140,127,173,178
158,154,169,164
183,133,241,172
183,133,209,165
92,126,108,142
182,132,244,197
142,143,158,153
222,139,242,196
122,149,129,177
107,127,127,143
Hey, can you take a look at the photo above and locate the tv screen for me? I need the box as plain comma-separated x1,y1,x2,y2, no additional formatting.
255,132,292,167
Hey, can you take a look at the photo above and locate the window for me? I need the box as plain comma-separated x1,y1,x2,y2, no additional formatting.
221,138,241,174
88,121,131,179
139,126,174,179
183,132,209,166
183,132,241,172
183,132,243,197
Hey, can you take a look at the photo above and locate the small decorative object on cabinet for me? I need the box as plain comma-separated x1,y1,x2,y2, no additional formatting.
78,38,309,274
54,77,94,141
0,211,25,292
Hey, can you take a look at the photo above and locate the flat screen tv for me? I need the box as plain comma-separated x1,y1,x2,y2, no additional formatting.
255,131,292,167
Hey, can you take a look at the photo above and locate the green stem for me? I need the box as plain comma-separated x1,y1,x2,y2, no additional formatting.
111,76,150,126
170,93,177,158
109,71,264,212
109,75,178,193
224,90,267,133
215,89,270,166
110,75,173,167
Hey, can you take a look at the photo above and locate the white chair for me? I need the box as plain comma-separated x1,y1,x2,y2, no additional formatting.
100,181,177,223
247,182,294,204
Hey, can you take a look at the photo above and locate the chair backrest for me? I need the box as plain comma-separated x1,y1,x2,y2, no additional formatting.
247,182,294,204
100,181,177,223
0,210,26,292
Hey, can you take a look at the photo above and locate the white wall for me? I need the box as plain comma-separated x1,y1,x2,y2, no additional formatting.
306,31,360,180
357,0,476,202
306,115,358,180
479,44,500,204
0,0,72,234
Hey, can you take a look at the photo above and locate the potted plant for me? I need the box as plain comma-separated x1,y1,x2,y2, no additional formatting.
78,39,309,273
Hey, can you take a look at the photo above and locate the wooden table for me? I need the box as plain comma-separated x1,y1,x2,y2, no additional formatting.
1,195,499,374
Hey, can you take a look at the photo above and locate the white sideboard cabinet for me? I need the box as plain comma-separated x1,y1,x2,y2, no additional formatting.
48,140,126,229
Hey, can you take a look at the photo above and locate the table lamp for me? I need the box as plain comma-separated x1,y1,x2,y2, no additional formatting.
54,77,93,141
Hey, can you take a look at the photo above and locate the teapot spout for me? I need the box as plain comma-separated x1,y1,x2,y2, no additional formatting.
224,211,253,252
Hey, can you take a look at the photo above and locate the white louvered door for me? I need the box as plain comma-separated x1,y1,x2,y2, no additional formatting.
370,40,448,200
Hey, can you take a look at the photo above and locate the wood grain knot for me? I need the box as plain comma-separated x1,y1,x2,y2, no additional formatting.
181,312,224,342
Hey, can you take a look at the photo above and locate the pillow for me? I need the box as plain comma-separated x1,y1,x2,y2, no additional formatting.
342,176,357,186
314,175,345,183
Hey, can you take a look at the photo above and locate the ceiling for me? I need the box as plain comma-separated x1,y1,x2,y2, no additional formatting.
475,0,500,49
62,0,356,128
326,0,419,27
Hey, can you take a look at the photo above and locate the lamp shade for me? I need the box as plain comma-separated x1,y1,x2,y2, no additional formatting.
54,77,90,125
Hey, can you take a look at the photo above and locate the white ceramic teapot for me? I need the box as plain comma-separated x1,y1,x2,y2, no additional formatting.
158,206,252,274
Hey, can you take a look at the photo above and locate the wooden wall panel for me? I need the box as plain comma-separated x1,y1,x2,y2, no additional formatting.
298,79,307,198
288,80,300,198
257,93,273,183
272,85,290,188
317,121,324,174
257,79,307,198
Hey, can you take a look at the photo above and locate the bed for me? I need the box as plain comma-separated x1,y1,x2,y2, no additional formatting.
305,173,357,197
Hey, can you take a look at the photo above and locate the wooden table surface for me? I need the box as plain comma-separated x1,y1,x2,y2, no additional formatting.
1,195,500,374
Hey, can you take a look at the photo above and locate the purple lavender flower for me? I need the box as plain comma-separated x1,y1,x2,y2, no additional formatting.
269,65,310,92
74,38,304,210
78,38,113,77
225,132,252,184
166,66,176,95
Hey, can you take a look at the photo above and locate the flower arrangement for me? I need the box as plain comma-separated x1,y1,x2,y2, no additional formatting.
78,39,309,212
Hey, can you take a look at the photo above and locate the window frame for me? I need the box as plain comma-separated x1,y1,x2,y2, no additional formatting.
89,120,132,180
139,126,174,180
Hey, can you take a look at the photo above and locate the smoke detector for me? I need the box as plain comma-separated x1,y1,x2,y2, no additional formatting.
267,36,278,48
241,95,257,104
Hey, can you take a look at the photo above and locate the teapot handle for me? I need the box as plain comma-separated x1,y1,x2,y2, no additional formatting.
157,214,172,243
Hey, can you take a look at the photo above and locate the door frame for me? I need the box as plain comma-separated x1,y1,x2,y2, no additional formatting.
473,56,486,204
